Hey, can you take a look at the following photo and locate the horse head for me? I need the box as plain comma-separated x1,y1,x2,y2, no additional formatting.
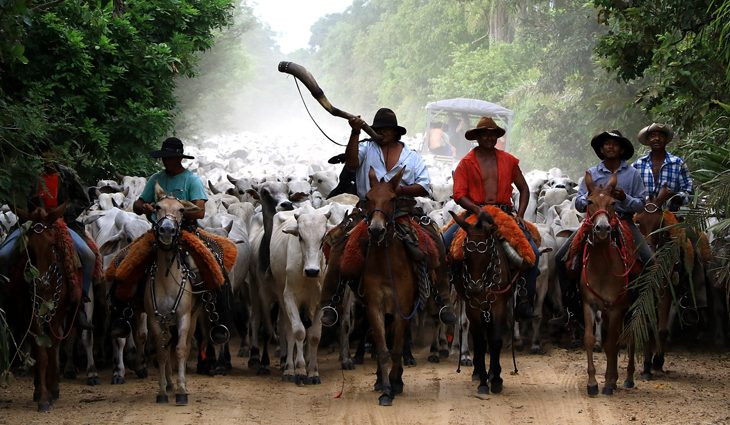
15,203,67,272
635,184,673,246
365,166,405,244
584,171,618,241
153,182,200,249
449,209,503,297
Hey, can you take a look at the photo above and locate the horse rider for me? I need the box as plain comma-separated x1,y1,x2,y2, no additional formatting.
320,107,457,326
0,140,94,328
109,137,231,344
632,123,693,211
552,130,652,325
441,116,540,320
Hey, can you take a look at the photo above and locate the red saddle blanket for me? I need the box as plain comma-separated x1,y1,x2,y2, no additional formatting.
443,206,541,266
568,217,637,274
339,216,440,279
106,228,237,301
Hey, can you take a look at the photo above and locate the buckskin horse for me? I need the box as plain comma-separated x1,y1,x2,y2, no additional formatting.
144,183,202,405
5,203,80,412
361,167,417,406
577,172,636,395
447,209,513,396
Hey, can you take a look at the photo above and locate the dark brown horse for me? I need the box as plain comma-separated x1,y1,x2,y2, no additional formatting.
448,210,512,395
362,166,417,406
580,172,635,395
6,204,78,412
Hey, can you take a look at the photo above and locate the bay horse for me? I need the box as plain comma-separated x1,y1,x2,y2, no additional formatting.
448,210,512,395
579,172,635,395
144,182,202,405
6,203,78,412
362,166,417,406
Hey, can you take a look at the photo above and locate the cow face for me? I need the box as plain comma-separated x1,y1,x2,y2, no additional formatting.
282,210,331,278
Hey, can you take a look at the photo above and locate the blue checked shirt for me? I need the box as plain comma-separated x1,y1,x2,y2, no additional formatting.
632,152,693,204
575,161,647,216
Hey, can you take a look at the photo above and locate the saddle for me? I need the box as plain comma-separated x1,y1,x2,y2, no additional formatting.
443,206,541,266
106,228,237,302
339,216,441,280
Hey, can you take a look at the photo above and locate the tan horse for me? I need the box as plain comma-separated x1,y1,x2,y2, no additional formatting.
144,182,202,405
448,210,512,395
362,167,417,406
580,172,636,395
6,204,75,412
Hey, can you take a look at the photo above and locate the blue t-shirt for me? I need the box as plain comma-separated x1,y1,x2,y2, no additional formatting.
139,169,208,203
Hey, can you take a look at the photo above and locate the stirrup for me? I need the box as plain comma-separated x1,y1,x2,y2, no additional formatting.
209,324,230,344
321,306,339,328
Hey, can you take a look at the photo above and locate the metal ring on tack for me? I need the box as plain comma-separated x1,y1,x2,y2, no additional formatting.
644,202,659,213
320,306,339,327
209,324,230,344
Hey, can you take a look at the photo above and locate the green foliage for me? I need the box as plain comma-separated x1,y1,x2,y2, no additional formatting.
0,0,234,204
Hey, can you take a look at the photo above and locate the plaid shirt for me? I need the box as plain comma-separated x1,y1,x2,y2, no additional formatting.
632,151,693,204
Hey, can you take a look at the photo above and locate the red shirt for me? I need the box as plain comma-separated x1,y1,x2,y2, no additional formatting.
453,148,520,206
38,172,60,209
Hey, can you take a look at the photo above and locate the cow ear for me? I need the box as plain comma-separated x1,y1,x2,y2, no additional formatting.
245,188,260,200
99,230,124,256
95,187,102,198
368,167,378,187
290,192,308,202
282,223,299,236
224,221,234,233
122,187,129,197
154,181,166,201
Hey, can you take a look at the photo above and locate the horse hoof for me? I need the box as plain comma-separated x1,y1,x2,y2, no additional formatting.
373,381,383,392
37,402,51,413
308,376,321,385
587,384,599,396
282,374,294,382
490,379,503,394
530,345,545,355
111,376,125,385
404,358,416,367
237,347,249,358
439,349,449,359
135,368,148,379
63,370,77,380
623,379,635,389
86,376,101,386
640,373,652,381
175,394,188,405
156,394,169,404
602,386,614,396
256,366,270,376
427,354,440,363
213,366,227,376
248,357,261,370
477,384,489,395
341,359,355,370
378,394,393,406
460,358,473,367
353,356,364,365
294,375,306,386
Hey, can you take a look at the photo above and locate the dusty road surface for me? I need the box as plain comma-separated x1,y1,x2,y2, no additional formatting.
1,343,729,425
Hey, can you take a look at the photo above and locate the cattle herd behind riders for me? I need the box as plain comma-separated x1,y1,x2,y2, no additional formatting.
0,127,728,411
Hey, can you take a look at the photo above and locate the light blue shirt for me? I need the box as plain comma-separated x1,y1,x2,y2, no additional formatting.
575,161,647,215
139,169,208,203
355,140,432,199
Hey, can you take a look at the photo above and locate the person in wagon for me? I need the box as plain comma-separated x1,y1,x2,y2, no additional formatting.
0,140,95,329
632,123,693,211
109,137,231,344
441,117,540,320
320,108,456,326
552,130,652,325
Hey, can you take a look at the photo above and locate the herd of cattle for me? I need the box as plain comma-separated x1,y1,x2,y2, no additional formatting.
0,133,728,400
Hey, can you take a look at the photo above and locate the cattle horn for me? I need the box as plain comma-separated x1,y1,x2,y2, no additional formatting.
208,180,220,194
278,61,382,141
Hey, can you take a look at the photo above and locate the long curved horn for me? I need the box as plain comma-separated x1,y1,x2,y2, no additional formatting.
278,61,381,141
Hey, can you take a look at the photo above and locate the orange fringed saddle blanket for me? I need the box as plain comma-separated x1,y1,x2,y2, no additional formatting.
106,228,237,301
656,211,712,264
339,217,440,279
442,206,541,266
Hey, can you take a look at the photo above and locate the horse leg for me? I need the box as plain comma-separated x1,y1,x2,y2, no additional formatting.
593,310,603,352
653,290,671,373
471,321,489,394
624,336,636,389
35,343,50,412
49,343,61,401
305,309,322,384
601,310,621,395
583,304,598,396
402,324,416,366
133,312,149,379
428,320,442,363
81,326,99,385
458,307,473,366
150,320,169,404
531,263,550,354
389,317,407,396
339,290,355,370
367,305,392,406
111,337,127,384
62,329,77,380
174,314,192,405
487,317,504,394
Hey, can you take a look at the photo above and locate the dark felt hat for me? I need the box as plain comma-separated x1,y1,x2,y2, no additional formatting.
150,137,194,159
371,108,406,135
590,130,634,161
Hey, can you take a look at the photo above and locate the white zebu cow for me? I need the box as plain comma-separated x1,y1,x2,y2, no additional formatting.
537,187,569,223
309,170,338,198
518,170,549,223
226,174,259,204
0,208,17,243
119,175,147,209
95,189,129,211
270,206,331,384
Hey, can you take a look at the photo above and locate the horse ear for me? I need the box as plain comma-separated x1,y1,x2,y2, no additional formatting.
13,206,29,223
389,166,406,191
368,167,378,187
154,181,166,201
584,170,595,193
607,173,618,190
46,202,67,223
656,184,671,207
448,210,471,231
179,200,201,213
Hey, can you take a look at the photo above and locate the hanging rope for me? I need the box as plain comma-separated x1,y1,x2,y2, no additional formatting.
293,78,346,147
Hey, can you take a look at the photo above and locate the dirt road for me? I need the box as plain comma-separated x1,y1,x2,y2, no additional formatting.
1,344,729,425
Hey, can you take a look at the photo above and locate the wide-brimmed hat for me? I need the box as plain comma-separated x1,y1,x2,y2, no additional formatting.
371,108,406,135
637,123,674,146
150,137,194,159
590,130,634,161
465,117,506,140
